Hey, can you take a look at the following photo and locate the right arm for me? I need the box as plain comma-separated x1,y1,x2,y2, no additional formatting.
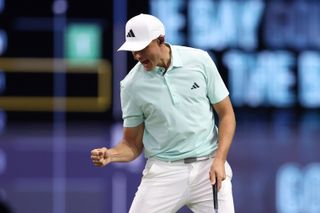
91,123,144,167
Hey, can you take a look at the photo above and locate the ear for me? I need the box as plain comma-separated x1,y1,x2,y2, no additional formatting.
158,36,164,44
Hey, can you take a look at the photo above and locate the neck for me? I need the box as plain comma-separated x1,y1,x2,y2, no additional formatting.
160,44,171,70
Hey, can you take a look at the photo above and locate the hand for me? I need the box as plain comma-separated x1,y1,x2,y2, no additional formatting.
209,158,226,191
90,147,111,167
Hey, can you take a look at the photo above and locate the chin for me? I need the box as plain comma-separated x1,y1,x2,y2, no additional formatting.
143,65,155,71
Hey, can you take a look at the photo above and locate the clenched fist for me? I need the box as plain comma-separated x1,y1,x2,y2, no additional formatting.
90,147,111,167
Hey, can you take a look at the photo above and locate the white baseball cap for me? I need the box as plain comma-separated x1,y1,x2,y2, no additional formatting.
118,14,165,51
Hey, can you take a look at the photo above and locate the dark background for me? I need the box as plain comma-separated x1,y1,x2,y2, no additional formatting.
0,0,320,213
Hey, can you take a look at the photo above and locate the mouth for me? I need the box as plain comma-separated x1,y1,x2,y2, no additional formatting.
140,59,149,66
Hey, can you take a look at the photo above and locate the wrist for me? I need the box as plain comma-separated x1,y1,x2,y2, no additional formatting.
214,152,226,162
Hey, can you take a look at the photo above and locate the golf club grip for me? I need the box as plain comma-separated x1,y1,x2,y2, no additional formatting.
213,183,218,210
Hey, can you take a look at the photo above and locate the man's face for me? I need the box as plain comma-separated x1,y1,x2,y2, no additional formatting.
132,40,160,71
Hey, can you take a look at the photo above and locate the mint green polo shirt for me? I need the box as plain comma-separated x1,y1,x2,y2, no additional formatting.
120,45,229,161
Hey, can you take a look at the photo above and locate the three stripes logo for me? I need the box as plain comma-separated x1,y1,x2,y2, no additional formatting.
191,82,200,90
127,29,135,37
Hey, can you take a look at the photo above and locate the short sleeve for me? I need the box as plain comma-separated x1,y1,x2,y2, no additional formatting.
120,82,144,127
203,52,229,104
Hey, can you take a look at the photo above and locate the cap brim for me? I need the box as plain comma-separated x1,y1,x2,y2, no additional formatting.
117,40,151,51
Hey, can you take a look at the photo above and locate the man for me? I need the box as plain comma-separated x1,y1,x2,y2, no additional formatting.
91,13,236,213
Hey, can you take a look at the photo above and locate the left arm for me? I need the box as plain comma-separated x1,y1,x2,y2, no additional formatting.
210,96,236,190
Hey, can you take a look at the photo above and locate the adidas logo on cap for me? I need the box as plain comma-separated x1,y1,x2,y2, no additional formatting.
126,29,135,37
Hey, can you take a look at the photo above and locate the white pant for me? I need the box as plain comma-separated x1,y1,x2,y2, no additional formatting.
129,157,234,213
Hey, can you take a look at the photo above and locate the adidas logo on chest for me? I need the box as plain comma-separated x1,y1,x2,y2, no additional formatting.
191,82,200,90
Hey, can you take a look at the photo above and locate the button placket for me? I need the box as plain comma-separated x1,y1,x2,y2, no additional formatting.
164,75,178,104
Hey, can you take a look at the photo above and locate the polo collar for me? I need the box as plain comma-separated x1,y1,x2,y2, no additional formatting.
149,44,183,75
167,43,183,68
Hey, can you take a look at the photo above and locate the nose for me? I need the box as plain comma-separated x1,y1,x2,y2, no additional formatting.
132,51,142,60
